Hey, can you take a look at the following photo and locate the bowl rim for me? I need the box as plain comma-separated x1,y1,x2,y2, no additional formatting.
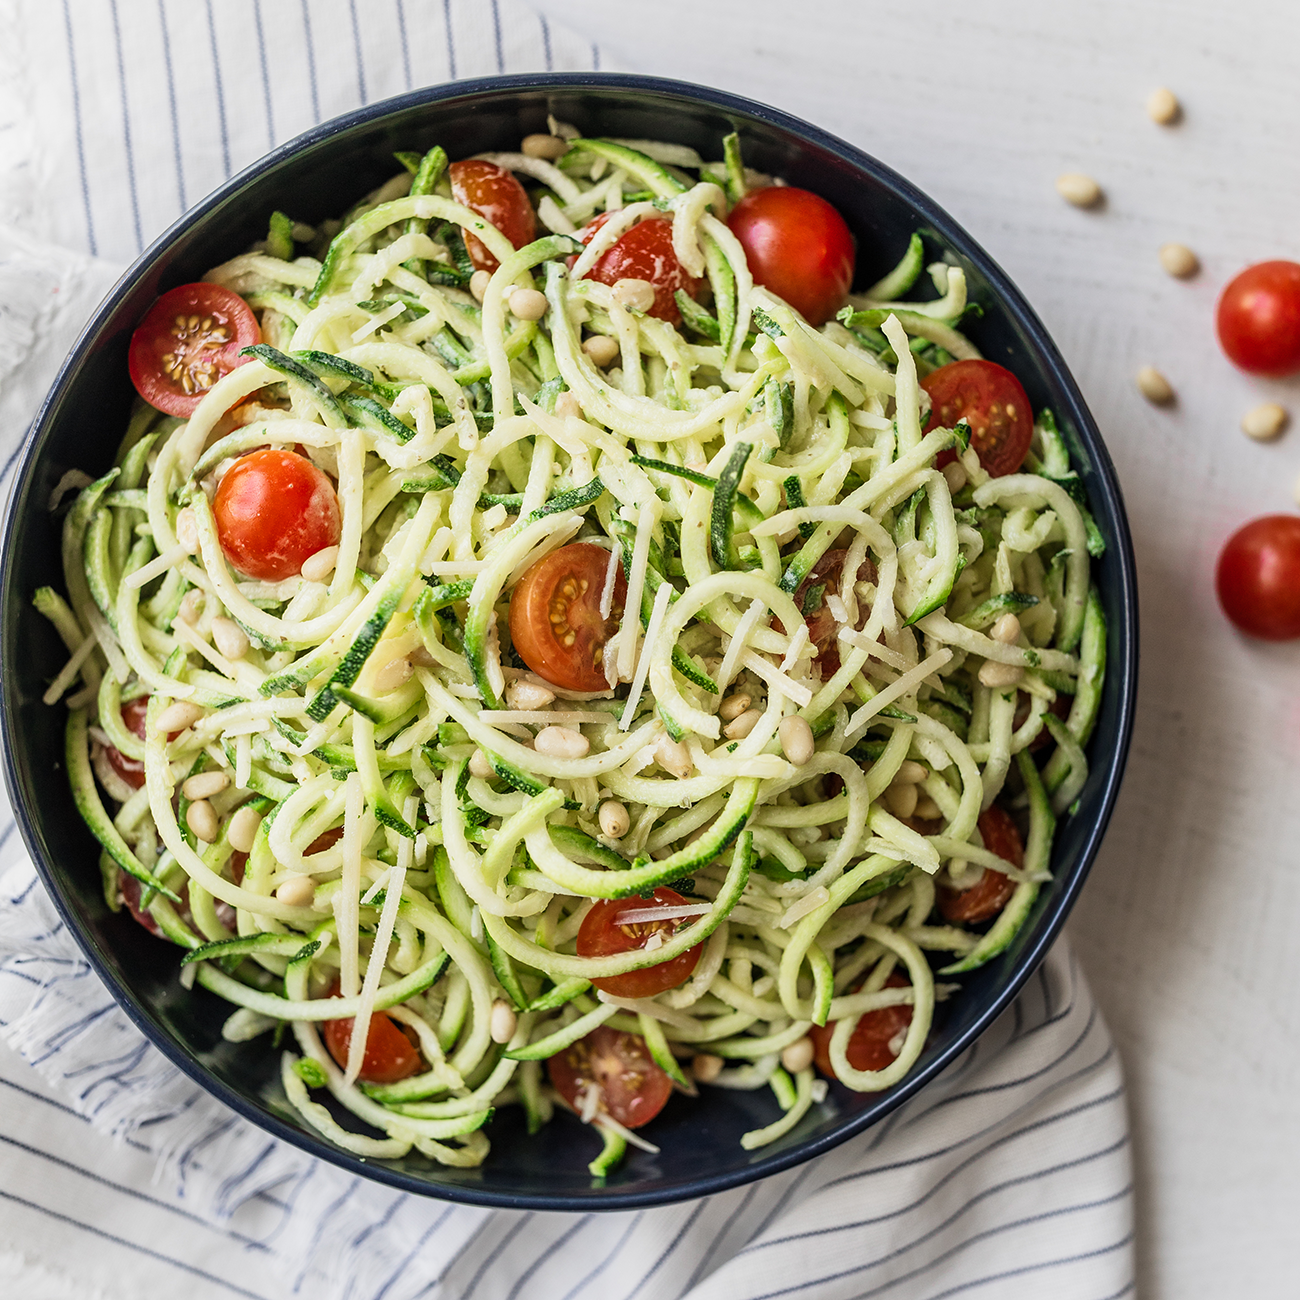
0,70,1139,1211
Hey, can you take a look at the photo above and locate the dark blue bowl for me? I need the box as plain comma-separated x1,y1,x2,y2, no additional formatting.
0,73,1137,1210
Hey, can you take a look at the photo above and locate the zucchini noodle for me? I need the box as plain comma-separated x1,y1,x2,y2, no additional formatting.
37,129,1107,1178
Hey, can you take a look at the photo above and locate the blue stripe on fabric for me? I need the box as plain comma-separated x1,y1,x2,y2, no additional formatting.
0,425,32,487
683,1181,760,1291
922,1228,1135,1300
560,1211,644,1300
540,13,553,71
0,821,18,854
59,0,97,255
1094,1283,1137,1300
348,0,368,104
0,1187,272,1299
489,0,504,73
442,0,457,79
627,1197,709,1300
591,43,601,71
503,1213,591,1300
394,0,412,91
461,1213,535,1300
205,0,232,177
252,0,276,148
299,0,321,123
373,1203,458,1300
156,0,187,212
5,864,38,903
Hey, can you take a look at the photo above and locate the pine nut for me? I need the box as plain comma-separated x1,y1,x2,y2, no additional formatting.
175,507,199,554
779,716,815,766
490,999,518,1044
186,799,218,843
227,805,263,853
554,390,582,419
1242,402,1288,441
1136,366,1174,405
508,287,548,321
506,679,555,709
176,588,205,625
883,781,919,819
469,749,495,779
941,460,967,494
895,760,929,785
156,700,205,734
723,708,762,740
521,133,568,161
534,725,589,759
1055,172,1102,208
978,659,1025,689
612,278,656,312
990,613,1022,645
914,795,942,820
470,269,492,303
692,1052,724,1083
1147,86,1181,125
183,770,230,801
582,334,620,368
718,693,751,722
300,545,339,582
1159,242,1199,278
275,875,316,907
211,616,249,660
599,800,630,839
780,1037,815,1074
654,734,692,779
373,654,414,694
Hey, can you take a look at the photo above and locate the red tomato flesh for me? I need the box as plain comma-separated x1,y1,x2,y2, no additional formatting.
322,1003,423,1084
810,972,913,1080
576,887,704,998
547,1025,673,1129
1216,260,1300,377
128,283,260,417
938,805,1022,924
104,694,150,790
726,186,855,326
922,360,1033,478
508,542,626,691
213,448,341,582
577,213,700,325
1216,514,1300,640
786,548,878,681
449,160,536,272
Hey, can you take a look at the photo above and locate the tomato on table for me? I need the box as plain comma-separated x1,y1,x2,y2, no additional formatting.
128,283,260,417
508,542,626,691
726,186,855,326
213,448,341,582
576,213,700,325
322,996,423,1085
1216,514,1300,640
1216,260,1300,377
786,548,878,681
810,972,913,1080
922,360,1033,478
938,805,1022,924
576,886,704,998
547,1025,673,1129
449,160,536,272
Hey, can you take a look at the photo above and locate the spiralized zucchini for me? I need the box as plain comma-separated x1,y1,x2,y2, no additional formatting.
38,126,1106,1176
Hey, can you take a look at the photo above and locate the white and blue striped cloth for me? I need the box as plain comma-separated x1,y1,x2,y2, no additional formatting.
0,2,1135,1296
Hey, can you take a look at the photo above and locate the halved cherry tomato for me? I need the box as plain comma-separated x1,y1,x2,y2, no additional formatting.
810,972,913,1080
577,213,700,325
726,186,855,326
546,1025,672,1129
128,283,260,417
104,694,150,790
449,160,536,272
938,805,1022,924
508,542,626,692
1216,514,1300,640
213,448,341,582
322,995,423,1085
786,548,878,681
1216,260,1300,377
118,870,164,936
923,360,1033,478
576,886,704,998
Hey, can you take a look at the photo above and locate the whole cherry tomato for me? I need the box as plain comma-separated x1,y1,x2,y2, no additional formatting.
922,360,1033,478
726,186,855,325
810,973,913,1080
938,805,1021,924
449,160,536,272
546,1025,673,1129
128,283,260,417
322,1002,423,1085
1216,514,1300,640
508,542,626,691
1216,260,1300,377
213,448,341,582
576,887,704,998
577,213,700,325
